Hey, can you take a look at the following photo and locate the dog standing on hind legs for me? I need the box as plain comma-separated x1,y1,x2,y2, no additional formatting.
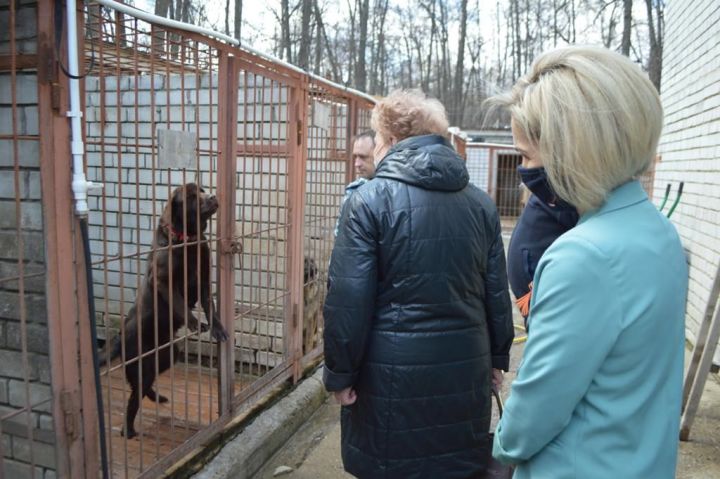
99,183,228,439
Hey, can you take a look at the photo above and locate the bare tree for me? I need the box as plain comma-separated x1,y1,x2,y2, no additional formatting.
452,0,469,126
512,0,522,81
234,0,242,41
281,0,292,62
369,0,390,94
645,0,664,91
224,0,230,35
298,0,313,69
596,0,620,48
315,0,341,81
347,0,357,86
621,0,632,55
354,0,370,91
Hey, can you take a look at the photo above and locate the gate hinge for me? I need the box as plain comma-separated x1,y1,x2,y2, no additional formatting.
297,120,303,146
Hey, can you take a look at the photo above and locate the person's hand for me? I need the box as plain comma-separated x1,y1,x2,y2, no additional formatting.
334,387,357,406
492,369,504,390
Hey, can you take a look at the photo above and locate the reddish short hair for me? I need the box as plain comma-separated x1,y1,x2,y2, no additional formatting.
371,89,449,142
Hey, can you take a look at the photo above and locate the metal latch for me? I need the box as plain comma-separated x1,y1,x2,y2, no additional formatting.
60,390,80,441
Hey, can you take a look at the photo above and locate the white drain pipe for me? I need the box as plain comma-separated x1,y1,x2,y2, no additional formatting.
66,0,102,215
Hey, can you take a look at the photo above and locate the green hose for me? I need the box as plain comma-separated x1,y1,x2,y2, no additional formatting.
666,182,684,219
658,183,671,212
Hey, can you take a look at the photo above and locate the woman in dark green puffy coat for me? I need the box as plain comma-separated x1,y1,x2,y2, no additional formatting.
323,89,514,479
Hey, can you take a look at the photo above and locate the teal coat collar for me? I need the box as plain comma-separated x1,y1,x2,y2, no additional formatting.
579,180,648,225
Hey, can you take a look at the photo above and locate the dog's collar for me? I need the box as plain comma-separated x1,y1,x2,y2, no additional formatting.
164,225,197,242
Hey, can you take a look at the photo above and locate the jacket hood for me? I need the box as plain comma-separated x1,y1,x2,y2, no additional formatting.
374,134,469,191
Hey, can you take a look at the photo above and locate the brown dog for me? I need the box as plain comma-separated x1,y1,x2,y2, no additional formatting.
100,183,228,438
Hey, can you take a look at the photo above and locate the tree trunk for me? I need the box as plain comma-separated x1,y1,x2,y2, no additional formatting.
621,0,632,56
224,0,230,35
645,0,664,91
439,1,450,104
513,0,522,81
234,0,242,41
355,0,370,91
152,0,171,55
552,0,558,46
524,0,531,73
281,0,292,62
403,32,414,87
313,0,338,79
422,0,437,93
452,0,468,126
347,0,357,86
371,0,389,94
298,0,313,70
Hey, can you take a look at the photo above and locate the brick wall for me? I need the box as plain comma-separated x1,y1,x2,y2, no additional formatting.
0,0,57,476
654,0,720,362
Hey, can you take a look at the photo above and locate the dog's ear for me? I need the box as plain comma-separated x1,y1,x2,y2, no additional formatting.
169,186,187,232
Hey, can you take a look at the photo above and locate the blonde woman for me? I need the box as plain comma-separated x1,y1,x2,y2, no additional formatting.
323,90,514,478
489,47,688,478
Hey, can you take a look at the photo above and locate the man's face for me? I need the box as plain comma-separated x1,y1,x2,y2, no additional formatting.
353,137,376,179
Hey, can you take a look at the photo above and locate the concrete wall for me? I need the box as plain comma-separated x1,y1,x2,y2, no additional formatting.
0,0,57,476
655,0,720,361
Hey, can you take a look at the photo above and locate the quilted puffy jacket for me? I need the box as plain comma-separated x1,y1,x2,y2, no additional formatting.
323,134,514,479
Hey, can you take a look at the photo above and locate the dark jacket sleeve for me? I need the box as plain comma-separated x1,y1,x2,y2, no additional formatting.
485,210,514,371
323,191,378,392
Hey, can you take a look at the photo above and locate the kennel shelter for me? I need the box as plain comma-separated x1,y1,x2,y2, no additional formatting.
0,0,374,476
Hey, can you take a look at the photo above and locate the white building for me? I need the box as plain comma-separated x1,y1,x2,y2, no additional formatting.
654,0,720,363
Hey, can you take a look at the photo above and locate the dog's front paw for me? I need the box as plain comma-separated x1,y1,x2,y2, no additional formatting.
211,322,229,342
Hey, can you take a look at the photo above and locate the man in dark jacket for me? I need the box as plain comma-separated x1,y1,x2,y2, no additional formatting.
323,89,514,479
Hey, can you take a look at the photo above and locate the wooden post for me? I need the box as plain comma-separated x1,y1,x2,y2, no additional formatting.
217,52,239,415
286,81,308,383
680,263,720,441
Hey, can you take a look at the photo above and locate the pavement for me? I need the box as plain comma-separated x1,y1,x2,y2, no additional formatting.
251,339,720,479
193,310,720,479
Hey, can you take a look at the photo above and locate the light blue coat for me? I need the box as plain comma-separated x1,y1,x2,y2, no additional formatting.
493,180,688,478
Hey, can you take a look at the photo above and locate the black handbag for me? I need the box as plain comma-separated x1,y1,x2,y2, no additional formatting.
483,388,514,478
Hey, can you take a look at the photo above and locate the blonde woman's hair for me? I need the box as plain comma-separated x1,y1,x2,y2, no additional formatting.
487,46,663,212
371,89,449,142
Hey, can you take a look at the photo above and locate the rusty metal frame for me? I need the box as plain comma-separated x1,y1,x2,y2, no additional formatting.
36,0,99,476
5,1,380,476
287,80,309,383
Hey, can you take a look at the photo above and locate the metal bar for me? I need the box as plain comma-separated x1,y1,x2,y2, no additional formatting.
94,9,116,473
286,82,309,383
346,99,357,186
9,0,37,474
231,362,293,409
135,412,232,479
217,51,238,417
37,0,86,474
74,6,103,474
0,54,38,71
111,11,133,472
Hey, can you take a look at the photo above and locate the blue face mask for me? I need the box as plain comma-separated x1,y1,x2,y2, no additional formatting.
517,166,574,210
